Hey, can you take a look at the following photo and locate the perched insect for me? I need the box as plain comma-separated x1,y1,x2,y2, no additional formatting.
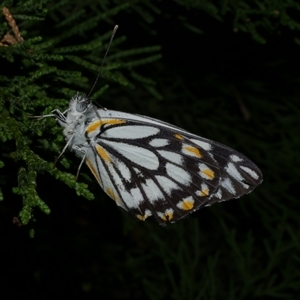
41,26,263,225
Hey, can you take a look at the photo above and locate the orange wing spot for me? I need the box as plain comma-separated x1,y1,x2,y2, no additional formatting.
137,214,144,221
158,213,167,221
86,119,126,134
184,145,202,158
106,187,116,200
165,209,174,221
174,133,184,140
199,189,209,197
86,159,101,185
182,199,194,210
96,144,110,163
137,210,151,221
105,187,125,208
202,168,214,179
105,187,119,202
177,197,195,211
158,209,174,221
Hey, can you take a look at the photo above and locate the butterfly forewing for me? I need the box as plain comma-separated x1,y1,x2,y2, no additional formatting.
82,107,262,225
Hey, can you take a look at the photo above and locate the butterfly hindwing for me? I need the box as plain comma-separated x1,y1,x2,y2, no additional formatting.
83,110,262,225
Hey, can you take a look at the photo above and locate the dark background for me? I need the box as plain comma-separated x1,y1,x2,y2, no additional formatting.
0,1,299,299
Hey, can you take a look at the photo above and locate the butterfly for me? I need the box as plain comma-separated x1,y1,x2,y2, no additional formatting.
40,25,262,225
45,92,263,226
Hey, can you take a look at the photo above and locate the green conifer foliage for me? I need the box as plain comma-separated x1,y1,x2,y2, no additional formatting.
0,1,161,229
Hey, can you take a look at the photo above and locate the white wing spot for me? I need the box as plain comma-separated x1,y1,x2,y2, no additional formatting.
149,138,169,147
215,189,222,199
107,163,124,190
166,163,191,186
130,187,144,203
155,176,178,195
190,139,212,151
141,179,164,204
221,177,236,194
106,164,143,210
102,140,159,170
225,162,245,182
240,166,259,180
158,150,183,165
133,167,141,175
230,155,243,162
105,125,159,139
119,187,144,210
117,161,132,182
201,183,209,191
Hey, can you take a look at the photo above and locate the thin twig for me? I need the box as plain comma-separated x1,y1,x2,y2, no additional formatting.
2,6,23,43
1,32,17,45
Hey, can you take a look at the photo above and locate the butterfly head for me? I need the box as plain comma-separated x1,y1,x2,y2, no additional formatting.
66,92,97,123
61,93,94,138
69,92,91,114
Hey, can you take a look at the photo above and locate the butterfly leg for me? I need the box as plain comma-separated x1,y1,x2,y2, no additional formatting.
54,133,75,166
75,151,87,181
29,109,68,126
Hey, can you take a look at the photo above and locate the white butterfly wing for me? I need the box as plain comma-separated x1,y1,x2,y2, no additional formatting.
83,108,262,225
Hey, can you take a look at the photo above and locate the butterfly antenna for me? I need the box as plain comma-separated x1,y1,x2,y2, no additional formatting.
87,25,119,98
